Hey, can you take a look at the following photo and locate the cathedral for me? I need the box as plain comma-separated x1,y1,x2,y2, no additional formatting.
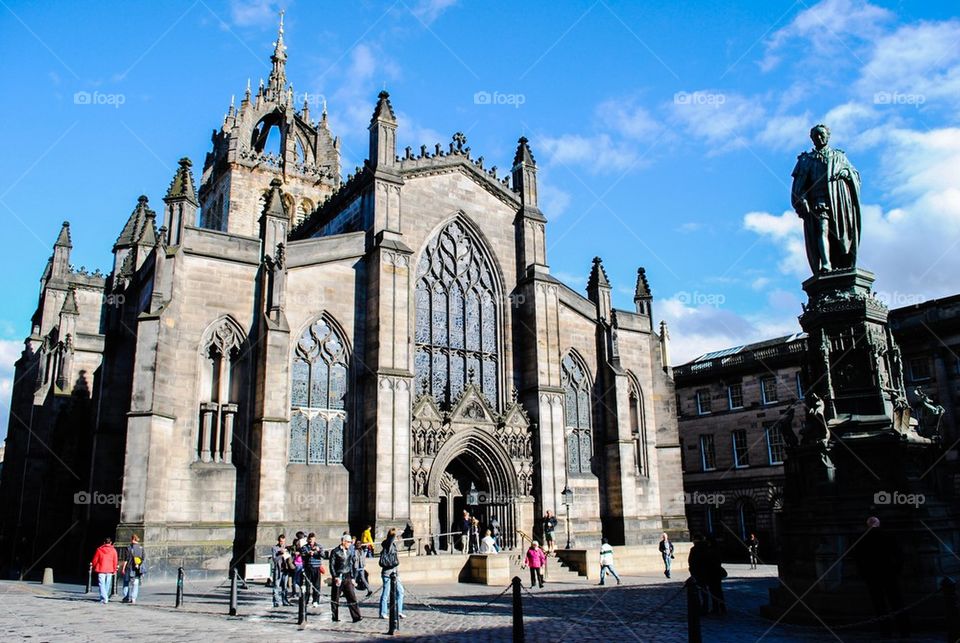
0,18,685,576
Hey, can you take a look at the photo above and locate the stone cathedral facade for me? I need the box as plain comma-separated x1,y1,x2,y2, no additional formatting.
0,23,685,575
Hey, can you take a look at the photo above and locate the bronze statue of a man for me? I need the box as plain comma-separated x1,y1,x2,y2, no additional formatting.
791,124,862,274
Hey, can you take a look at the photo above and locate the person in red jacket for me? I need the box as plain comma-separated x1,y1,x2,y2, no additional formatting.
524,541,547,589
91,537,119,604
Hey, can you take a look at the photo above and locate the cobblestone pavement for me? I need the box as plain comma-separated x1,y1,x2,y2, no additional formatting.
0,565,944,642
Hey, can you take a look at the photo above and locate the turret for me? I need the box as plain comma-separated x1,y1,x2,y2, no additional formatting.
511,136,538,209
51,221,72,281
587,256,612,322
368,90,398,172
113,195,155,277
163,157,198,246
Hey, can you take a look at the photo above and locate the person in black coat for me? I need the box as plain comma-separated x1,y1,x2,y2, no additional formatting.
687,534,711,614
853,516,909,637
704,537,726,614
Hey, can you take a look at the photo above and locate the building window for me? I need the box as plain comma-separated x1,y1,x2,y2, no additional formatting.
562,354,593,475
732,429,750,468
737,499,757,540
414,220,500,409
760,376,778,405
696,389,712,415
679,438,686,472
676,393,683,417
699,434,716,471
629,383,648,477
197,318,246,463
289,317,348,465
909,357,931,382
766,423,787,465
795,372,804,398
727,382,744,409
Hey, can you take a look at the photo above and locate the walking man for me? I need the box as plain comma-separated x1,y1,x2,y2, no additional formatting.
271,534,292,607
91,537,118,604
459,510,471,553
303,533,326,608
598,537,622,585
329,534,362,623
747,534,760,569
120,534,145,604
659,532,675,579
378,527,406,620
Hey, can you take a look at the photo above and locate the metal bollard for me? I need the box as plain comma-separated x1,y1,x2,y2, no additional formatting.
175,567,184,607
388,572,399,635
297,584,307,627
512,576,524,643
685,578,702,643
85,563,92,594
942,578,959,643
229,568,238,616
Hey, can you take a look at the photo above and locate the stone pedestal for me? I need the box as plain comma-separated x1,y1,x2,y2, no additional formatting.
765,268,960,626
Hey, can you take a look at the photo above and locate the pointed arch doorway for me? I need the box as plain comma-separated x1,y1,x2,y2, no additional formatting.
429,431,519,552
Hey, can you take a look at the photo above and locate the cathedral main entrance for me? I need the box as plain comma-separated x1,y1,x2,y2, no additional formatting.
435,451,517,551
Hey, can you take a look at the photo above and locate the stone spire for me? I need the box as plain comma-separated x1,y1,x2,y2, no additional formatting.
163,158,198,247
55,221,72,248
634,267,653,316
511,136,538,208
369,90,398,171
267,9,288,102
50,221,72,280
115,195,155,249
587,256,612,321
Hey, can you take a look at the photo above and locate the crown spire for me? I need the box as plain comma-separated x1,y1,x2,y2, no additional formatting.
267,9,288,98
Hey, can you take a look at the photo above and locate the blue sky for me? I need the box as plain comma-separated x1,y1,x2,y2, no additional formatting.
1,0,958,440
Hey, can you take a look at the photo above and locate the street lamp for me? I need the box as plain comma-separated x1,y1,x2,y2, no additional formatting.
561,485,574,549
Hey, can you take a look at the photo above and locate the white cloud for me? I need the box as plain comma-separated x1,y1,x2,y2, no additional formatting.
229,0,282,28
410,0,458,25
761,0,893,71
757,112,812,151
669,92,765,152
595,99,660,141
539,180,571,218
540,133,640,173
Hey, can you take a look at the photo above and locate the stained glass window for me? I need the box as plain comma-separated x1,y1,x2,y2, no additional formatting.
562,354,593,474
289,318,348,464
414,220,500,409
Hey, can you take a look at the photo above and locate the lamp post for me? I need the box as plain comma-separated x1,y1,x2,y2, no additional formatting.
561,485,574,549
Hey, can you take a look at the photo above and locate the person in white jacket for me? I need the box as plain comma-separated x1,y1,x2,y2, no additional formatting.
598,537,622,586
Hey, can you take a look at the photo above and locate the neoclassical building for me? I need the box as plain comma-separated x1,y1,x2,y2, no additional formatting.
0,21,685,575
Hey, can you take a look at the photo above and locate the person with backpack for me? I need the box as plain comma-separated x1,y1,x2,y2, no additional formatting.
598,537,622,585
91,537,118,604
120,534,145,603
378,527,406,619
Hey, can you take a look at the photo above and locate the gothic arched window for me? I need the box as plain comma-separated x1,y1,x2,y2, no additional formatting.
562,353,593,474
197,318,246,463
289,318,348,465
629,379,649,477
414,220,500,409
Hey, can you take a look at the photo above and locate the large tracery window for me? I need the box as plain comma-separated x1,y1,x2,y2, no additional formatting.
414,220,499,408
289,318,348,465
562,353,593,474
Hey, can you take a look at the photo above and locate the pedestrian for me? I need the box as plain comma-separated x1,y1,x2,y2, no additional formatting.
120,534,145,604
353,537,374,597
704,536,726,614
490,515,502,551
459,510,471,553
271,534,292,607
329,534,362,623
479,529,497,554
91,537,118,604
302,533,326,608
469,517,481,553
659,532,675,579
361,525,375,558
378,527,406,620
524,540,546,588
853,516,909,638
292,533,305,597
687,534,711,614
541,510,558,554
598,537,622,585
401,522,415,553
747,534,760,569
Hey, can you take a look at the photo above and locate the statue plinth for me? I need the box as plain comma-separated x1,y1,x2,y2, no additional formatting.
766,266,960,627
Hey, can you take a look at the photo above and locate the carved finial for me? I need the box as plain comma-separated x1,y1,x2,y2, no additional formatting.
452,132,467,152
467,366,476,384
